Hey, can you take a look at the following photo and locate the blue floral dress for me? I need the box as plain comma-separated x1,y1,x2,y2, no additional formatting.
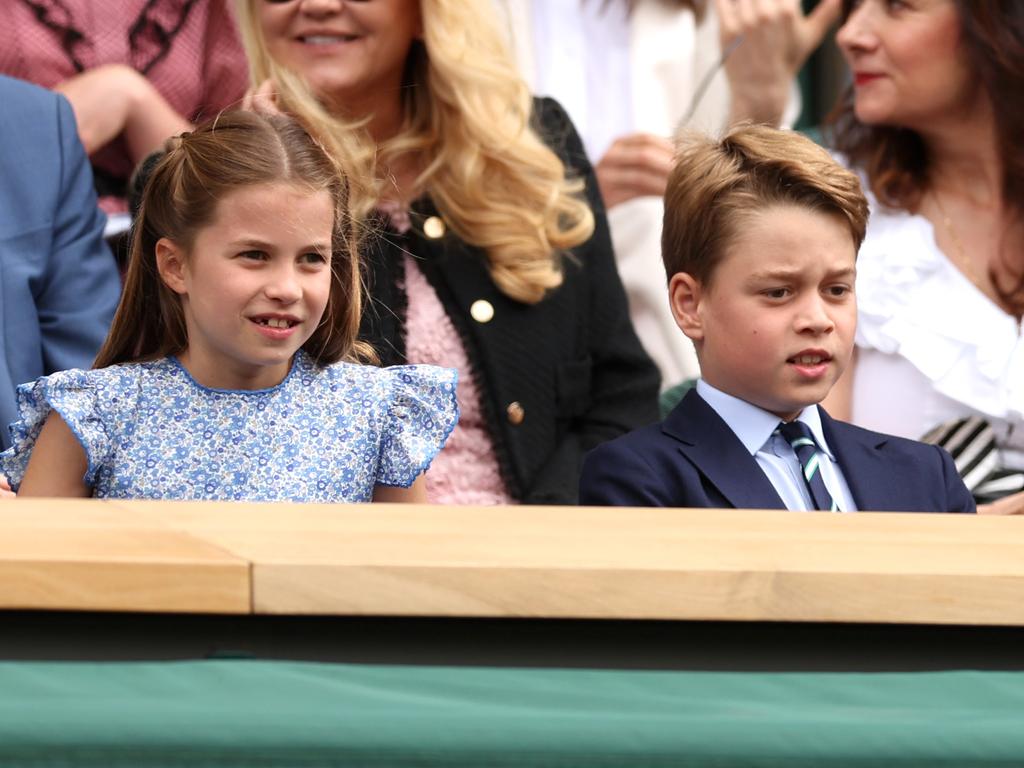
0,352,458,502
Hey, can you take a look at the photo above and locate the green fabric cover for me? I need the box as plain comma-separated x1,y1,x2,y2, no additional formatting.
1,661,1022,767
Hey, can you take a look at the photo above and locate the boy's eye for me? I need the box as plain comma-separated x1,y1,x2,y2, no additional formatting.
826,284,853,297
763,287,791,300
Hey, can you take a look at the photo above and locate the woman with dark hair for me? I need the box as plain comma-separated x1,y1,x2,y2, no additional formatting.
826,0,1024,511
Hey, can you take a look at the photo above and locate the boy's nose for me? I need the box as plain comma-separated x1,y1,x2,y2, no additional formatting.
797,297,836,334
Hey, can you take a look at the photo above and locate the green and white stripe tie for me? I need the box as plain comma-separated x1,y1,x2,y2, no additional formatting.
776,420,839,512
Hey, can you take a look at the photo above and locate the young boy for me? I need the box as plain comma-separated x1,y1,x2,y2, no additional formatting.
580,125,974,513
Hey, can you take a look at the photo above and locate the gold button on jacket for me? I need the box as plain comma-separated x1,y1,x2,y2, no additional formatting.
506,401,525,425
470,299,494,323
422,216,446,239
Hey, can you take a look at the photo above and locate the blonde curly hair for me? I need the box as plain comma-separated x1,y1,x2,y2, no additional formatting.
235,0,595,304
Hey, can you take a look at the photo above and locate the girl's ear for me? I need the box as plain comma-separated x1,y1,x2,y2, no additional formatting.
668,272,705,342
155,238,188,295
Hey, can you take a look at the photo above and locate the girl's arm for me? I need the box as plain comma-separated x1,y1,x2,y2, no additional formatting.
372,476,428,504
17,413,91,497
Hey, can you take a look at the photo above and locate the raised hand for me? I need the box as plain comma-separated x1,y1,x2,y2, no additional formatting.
715,0,842,126
595,132,676,209
243,79,283,116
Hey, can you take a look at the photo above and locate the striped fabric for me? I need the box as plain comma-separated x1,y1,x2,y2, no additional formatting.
921,416,1024,503
776,420,839,512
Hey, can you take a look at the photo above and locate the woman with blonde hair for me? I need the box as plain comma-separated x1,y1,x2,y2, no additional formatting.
234,0,660,504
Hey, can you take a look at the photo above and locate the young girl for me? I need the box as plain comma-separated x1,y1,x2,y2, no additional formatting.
0,111,458,503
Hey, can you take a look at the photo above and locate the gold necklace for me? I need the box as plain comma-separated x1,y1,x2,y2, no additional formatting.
930,190,987,291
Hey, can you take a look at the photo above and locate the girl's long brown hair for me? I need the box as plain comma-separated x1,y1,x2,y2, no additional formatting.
95,110,375,369
828,0,1024,308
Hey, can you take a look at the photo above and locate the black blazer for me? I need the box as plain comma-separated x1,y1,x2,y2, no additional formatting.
359,98,661,504
580,389,976,513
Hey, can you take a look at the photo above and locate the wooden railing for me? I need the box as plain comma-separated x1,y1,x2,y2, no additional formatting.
2,499,1022,625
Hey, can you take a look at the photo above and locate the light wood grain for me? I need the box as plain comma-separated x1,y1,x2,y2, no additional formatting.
0,500,250,613
107,500,1024,626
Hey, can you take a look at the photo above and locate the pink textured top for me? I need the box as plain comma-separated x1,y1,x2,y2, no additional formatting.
403,255,514,505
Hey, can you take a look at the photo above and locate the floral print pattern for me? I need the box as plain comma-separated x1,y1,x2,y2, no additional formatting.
0,352,458,502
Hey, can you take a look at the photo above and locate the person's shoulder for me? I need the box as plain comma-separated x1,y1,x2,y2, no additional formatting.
587,420,673,463
826,414,943,461
530,96,570,129
302,359,457,403
0,74,59,113
38,361,148,389
0,76,77,177
304,358,388,390
529,96,587,164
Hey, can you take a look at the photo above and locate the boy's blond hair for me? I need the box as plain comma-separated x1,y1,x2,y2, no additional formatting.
662,125,869,285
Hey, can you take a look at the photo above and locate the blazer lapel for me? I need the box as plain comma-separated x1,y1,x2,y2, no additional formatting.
663,391,787,510
818,407,891,511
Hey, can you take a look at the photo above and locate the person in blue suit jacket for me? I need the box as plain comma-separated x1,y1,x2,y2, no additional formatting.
580,125,974,514
0,76,120,455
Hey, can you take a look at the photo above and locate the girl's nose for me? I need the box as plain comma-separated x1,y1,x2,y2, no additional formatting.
264,266,303,303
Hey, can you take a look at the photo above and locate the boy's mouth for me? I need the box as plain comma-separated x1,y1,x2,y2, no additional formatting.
787,352,831,365
787,350,833,379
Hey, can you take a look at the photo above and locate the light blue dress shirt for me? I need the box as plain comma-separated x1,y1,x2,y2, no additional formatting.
696,381,858,512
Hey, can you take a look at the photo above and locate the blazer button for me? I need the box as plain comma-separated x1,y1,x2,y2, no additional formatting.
423,215,446,239
470,299,494,323
506,401,525,425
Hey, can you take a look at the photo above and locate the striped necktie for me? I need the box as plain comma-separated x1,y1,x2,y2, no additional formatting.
776,420,838,512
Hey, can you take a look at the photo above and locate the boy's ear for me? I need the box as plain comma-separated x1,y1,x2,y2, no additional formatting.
155,238,188,295
668,272,705,342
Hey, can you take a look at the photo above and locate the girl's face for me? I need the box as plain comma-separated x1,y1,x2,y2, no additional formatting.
836,0,975,131
157,181,335,390
258,0,423,112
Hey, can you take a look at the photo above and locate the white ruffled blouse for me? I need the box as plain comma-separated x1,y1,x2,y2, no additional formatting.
851,198,1024,469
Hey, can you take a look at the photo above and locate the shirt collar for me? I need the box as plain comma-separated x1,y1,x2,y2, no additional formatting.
695,380,835,459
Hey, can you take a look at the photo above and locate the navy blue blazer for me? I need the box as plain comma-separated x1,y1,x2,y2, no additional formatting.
580,389,975,513
0,76,120,450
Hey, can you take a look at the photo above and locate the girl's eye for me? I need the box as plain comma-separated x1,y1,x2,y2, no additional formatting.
239,250,268,261
301,251,328,265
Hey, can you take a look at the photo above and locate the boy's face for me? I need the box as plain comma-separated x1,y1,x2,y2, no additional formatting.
672,205,857,422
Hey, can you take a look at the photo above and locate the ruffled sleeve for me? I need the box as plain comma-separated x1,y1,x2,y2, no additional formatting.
376,365,459,488
854,202,1024,420
0,368,120,491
